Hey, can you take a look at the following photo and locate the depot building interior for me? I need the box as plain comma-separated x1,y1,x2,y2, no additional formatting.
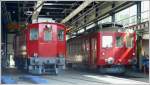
1,0,150,84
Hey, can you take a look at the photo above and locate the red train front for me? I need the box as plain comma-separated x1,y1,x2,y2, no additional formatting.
97,31,136,73
13,22,66,74
67,23,136,73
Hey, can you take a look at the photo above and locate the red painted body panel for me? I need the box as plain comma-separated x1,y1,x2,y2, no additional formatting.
67,31,136,67
15,22,66,58
26,24,39,57
38,23,57,57
98,32,115,65
97,32,136,65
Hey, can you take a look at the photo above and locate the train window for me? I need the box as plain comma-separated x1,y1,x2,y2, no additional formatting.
102,36,113,48
126,34,133,48
30,28,38,40
86,40,90,51
116,36,123,47
58,30,64,40
44,30,52,41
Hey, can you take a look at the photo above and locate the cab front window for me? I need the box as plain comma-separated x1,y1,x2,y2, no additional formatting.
44,30,52,41
58,30,64,40
116,36,123,47
30,28,38,40
126,34,133,48
102,36,113,48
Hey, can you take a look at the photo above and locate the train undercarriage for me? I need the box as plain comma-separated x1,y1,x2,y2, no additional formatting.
98,65,126,74
14,56,66,75
67,62,136,74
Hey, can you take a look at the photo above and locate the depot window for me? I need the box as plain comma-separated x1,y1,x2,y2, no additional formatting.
44,30,52,41
115,5,137,27
58,30,64,40
141,1,150,22
116,36,123,47
126,34,133,48
102,36,113,48
98,16,112,24
30,28,38,40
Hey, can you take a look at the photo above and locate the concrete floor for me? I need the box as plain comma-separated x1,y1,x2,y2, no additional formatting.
1,68,149,84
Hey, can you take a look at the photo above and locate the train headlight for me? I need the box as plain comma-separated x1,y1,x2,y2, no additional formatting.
107,57,114,64
34,53,38,57
102,52,105,55
128,59,132,63
21,45,26,51
132,53,135,56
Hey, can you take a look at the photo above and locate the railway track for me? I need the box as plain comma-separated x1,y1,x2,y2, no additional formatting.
43,77,109,85
2,68,149,84
42,71,110,84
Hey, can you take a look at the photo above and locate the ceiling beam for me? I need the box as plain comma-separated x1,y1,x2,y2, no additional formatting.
39,15,65,18
61,0,92,23
39,12,67,15
41,9,63,12
43,5,71,8
42,8,65,10
45,1,80,4
43,3,73,6
31,0,44,23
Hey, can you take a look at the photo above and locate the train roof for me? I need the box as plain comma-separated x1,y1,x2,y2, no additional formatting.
78,22,123,35
67,22,124,41
27,22,66,28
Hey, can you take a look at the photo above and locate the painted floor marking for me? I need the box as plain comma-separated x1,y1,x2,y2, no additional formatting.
84,75,149,84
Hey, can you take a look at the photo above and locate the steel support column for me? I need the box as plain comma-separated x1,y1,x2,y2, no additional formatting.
111,2,115,22
137,1,141,24
136,1,142,70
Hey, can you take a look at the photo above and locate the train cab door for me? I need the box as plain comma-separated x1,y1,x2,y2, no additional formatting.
90,37,97,68
100,32,114,64
114,32,125,63
84,38,90,66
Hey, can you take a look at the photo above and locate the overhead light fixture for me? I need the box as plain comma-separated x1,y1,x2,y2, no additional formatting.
43,3,53,5
46,12,50,15
25,11,32,15
12,11,15,14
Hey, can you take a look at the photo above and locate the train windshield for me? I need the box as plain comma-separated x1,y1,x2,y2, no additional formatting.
58,30,64,40
102,36,113,48
116,36,123,47
30,28,38,40
126,34,133,48
44,30,52,41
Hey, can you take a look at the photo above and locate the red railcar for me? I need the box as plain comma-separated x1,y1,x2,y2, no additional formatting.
13,22,66,74
67,23,136,73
